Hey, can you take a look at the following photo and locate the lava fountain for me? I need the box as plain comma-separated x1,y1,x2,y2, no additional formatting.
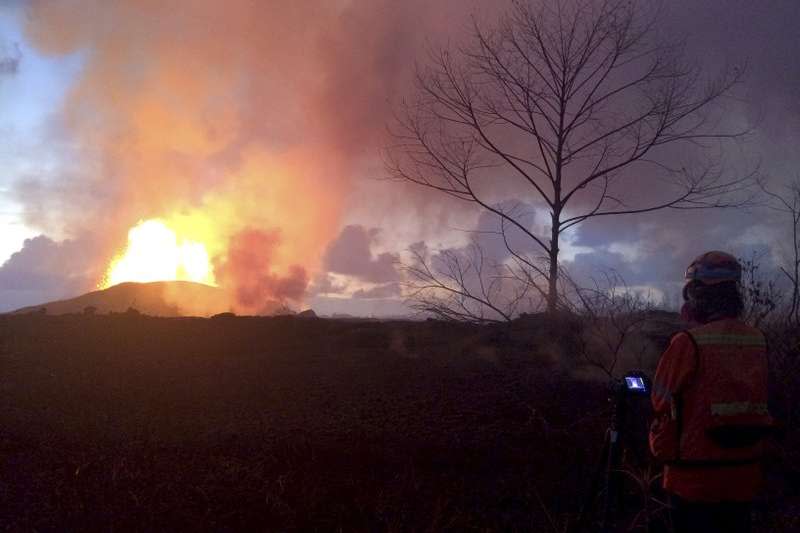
103,219,215,288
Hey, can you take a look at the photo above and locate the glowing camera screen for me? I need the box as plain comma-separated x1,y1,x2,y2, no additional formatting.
624,376,647,392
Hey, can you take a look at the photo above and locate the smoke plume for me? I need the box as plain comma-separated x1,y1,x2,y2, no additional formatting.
214,229,308,312
18,0,465,312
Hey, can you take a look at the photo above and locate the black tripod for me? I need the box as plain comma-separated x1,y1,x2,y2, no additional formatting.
573,373,650,533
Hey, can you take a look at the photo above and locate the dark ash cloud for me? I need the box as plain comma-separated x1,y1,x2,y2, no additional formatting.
0,41,21,76
0,234,100,298
309,273,348,296
323,225,401,283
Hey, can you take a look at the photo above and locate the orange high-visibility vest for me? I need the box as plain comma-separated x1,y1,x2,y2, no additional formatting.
677,320,771,464
650,319,772,501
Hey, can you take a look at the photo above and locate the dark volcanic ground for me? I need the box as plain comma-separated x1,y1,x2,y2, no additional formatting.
0,314,797,531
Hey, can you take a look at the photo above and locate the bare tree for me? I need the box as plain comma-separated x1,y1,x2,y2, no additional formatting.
739,252,782,327
402,241,537,323
760,178,800,325
561,268,653,378
387,0,755,314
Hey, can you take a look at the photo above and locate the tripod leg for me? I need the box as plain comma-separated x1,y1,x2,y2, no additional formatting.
603,392,630,533
601,428,620,532
571,427,612,533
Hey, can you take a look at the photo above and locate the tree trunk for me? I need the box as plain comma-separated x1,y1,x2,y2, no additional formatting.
792,215,799,324
547,211,561,314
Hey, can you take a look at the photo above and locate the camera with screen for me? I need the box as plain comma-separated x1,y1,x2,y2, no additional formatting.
607,370,651,398
621,371,650,395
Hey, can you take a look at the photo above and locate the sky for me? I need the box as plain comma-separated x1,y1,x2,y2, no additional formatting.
0,4,74,255
1,0,798,316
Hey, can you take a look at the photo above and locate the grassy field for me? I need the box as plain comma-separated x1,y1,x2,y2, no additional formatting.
0,314,797,531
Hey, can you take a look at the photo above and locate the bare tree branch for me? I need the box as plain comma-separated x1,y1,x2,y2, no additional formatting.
759,178,800,325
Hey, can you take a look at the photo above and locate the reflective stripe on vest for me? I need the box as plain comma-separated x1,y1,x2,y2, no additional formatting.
673,323,770,465
710,401,769,417
692,334,766,347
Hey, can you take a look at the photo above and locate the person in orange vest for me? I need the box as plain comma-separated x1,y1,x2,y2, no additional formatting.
649,251,773,533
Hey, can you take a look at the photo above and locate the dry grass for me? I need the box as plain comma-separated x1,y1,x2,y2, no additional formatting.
0,313,796,531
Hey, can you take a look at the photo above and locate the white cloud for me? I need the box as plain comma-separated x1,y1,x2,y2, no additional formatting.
608,241,644,263
559,232,595,262
0,211,37,265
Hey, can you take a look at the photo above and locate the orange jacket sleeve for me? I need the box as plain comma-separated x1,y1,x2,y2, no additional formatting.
651,332,697,415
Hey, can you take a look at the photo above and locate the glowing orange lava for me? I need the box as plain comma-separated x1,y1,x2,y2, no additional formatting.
103,219,216,287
